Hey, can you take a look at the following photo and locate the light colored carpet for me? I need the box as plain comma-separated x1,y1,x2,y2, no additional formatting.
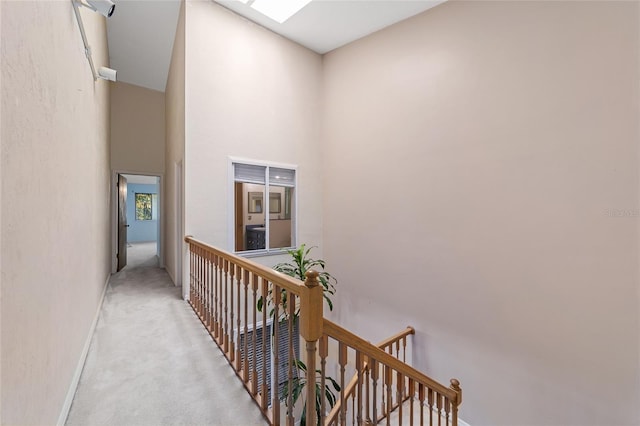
125,242,159,269
65,250,266,426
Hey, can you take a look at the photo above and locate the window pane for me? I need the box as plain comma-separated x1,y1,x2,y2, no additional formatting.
135,193,152,221
235,182,266,251
269,167,295,186
269,186,292,249
235,163,266,184
232,161,295,253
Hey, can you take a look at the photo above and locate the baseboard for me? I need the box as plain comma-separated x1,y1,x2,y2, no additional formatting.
166,266,176,285
459,417,472,426
56,274,111,426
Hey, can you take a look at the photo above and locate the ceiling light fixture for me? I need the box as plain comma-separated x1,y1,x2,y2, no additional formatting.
250,0,312,24
71,0,118,82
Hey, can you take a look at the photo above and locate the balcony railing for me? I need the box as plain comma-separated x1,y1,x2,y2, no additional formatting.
185,236,462,425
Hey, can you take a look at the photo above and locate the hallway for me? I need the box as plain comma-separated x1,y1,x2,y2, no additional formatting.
66,244,265,426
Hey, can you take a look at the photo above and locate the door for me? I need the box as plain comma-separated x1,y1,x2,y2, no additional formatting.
117,174,128,271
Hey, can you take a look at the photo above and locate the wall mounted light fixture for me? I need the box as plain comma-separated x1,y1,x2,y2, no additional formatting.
83,0,116,18
71,0,118,82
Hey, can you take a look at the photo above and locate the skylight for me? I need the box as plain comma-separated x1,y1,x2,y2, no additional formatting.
250,0,312,24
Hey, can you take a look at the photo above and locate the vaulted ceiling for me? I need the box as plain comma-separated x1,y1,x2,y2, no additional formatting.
106,0,445,92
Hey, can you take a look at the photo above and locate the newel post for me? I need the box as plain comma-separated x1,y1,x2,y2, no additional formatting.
450,378,462,426
300,270,323,426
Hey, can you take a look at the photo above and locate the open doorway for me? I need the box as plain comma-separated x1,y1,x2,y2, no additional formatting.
113,173,162,271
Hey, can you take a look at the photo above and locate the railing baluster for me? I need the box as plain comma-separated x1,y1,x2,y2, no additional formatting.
213,256,224,345
261,278,268,411
213,254,219,339
197,246,201,312
386,365,392,426
428,389,434,426
288,294,298,426
272,286,281,425
444,397,451,426
397,372,403,425
409,378,415,426
365,360,371,425
356,352,363,426
236,265,242,370
229,262,235,361
371,359,378,425
319,334,328,426
437,392,442,426
223,259,229,353
381,359,386,420
419,384,425,426
194,246,199,312
243,268,250,383
207,251,212,329
251,273,259,396
207,252,213,331
402,335,407,363
198,246,204,319
339,342,347,426
204,249,208,325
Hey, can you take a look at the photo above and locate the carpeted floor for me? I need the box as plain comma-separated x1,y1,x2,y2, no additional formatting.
65,243,266,426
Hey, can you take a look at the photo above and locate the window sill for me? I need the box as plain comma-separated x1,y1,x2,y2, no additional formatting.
235,248,293,258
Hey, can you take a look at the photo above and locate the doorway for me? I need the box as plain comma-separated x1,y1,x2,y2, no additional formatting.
113,172,163,272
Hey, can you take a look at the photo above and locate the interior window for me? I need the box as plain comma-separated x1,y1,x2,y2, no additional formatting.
233,162,295,253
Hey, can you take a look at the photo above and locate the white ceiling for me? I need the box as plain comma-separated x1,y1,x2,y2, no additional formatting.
106,0,445,92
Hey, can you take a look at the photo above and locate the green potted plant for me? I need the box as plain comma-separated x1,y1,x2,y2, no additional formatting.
258,244,339,425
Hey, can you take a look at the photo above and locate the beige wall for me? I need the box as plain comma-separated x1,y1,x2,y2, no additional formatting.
111,82,165,175
322,1,639,425
1,1,112,424
184,1,323,269
164,0,185,286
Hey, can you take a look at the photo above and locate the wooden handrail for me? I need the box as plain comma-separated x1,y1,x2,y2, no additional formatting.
325,326,415,425
377,326,415,352
323,319,459,401
185,236,306,295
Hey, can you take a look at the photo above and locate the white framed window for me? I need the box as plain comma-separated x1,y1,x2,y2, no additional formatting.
229,158,297,255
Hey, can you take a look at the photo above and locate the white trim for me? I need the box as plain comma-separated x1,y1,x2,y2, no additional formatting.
57,273,110,426
227,157,298,256
228,155,298,171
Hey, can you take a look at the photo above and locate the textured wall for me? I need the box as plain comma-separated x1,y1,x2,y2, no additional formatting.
1,1,111,424
184,2,324,271
322,1,639,425
111,82,165,175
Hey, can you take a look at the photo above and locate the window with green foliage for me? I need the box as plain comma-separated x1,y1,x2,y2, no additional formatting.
135,193,153,221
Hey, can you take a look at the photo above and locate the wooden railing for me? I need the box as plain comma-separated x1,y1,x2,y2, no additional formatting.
325,327,415,425
322,320,461,426
185,237,461,426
